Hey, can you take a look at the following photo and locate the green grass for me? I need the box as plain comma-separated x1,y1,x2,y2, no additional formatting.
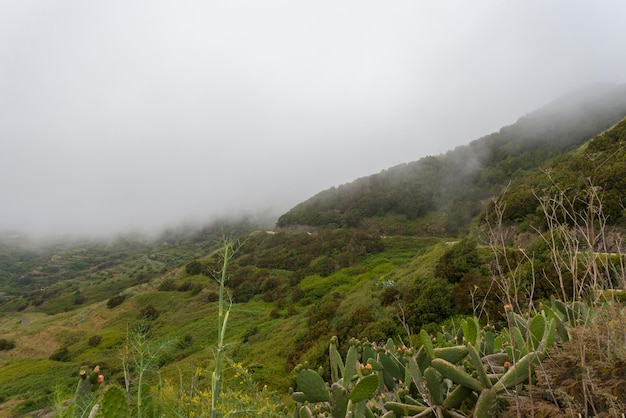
0,359,76,403
0,229,449,413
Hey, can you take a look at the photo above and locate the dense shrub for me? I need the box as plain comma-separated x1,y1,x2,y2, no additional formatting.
106,294,126,309
73,292,85,305
435,237,483,283
360,316,400,343
49,346,71,362
176,281,195,292
379,285,402,306
233,280,259,303
291,287,304,303
0,338,15,351
158,279,177,291
177,334,193,349
451,272,500,319
186,260,203,275
269,308,281,319
204,291,220,303
406,280,453,328
138,305,159,321
87,335,102,347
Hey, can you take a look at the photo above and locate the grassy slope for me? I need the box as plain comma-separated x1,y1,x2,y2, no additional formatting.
0,233,443,414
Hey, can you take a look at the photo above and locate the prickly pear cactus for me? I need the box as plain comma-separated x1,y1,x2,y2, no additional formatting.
293,305,572,417
75,365,103,413
292,339,381,417
98,386,130,418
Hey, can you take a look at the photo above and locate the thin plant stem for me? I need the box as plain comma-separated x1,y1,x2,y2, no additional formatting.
212,239,235,418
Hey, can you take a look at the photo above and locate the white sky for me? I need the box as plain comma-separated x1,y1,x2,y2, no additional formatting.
1,1,625,237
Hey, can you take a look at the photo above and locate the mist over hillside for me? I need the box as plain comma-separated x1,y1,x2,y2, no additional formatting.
277,84,626,233
2,87,626,416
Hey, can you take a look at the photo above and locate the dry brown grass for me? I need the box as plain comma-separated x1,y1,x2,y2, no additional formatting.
505,302,626,417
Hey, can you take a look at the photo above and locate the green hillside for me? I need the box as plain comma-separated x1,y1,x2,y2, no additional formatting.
497,115,626,228
1,88,626,416
277,84,626,234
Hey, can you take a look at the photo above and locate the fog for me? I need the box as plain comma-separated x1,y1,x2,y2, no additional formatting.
1,1,625,238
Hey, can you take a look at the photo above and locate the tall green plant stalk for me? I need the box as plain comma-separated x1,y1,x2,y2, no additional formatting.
122,322,169,418
211,239,234,418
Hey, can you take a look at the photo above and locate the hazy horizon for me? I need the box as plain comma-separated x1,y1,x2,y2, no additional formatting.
2,1,626,239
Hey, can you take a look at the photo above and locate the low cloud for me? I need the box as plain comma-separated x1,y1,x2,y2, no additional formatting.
1,1,625,238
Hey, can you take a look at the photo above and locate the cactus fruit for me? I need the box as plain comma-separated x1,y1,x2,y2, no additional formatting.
98,385,130,418
366,358,384,371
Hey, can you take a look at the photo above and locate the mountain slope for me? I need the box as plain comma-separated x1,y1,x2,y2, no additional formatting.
497,113,626,227
2,88,626,415
277,84,626,234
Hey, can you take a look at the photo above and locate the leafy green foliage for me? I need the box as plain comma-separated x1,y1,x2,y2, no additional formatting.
497,116,626,226
435,237,484,283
